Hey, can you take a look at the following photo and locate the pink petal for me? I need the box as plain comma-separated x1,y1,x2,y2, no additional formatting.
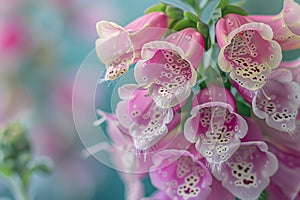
192,85,237,112
248,0,300,50
150,150,212,200
135,41,197,108
184,101,247,163
116,84,174,150
280,57,300,85
95,12,168,80
212,118,278,200
206,178,235,200
268,142,300,200
253,69,300,132
164,28,205,70
232,80,255,104
218,22,282,90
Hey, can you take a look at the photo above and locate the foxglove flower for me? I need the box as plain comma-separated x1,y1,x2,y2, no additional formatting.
149,150,212,200
184,85,247,163
217,20,282,90
134,28,205,108
115,84,174,150
248,0,300,50
267,142,300,200
212,118,278,200
253,68,300,133
96,12,168,80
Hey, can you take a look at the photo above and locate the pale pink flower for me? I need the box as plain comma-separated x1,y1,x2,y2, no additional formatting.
248,0,300,50
134,28,205,108
217,20,282,90
212,118,278,200
253,68,300,133
149,150,212,200
184,85,248,163
115,84,174,150
95,12,168,80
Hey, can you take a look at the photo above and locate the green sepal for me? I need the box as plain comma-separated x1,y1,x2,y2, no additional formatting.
145,3,167,14
172,19,197,32
217,0,230,9
0,164,13,178
258,191,268,200
166,6,184,20
236,100,251,117
196,22,210,50
222,5,248,17
184,11,200,22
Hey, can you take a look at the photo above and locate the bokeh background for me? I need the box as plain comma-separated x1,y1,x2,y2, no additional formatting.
0,0,299,199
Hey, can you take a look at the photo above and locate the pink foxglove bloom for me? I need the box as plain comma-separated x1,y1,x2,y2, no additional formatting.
248,0,300,50
267,142,300,200
217,19,282,90
212,118,278,200
134,28,205,108
95,12,168,80
184,85,247,163
149,150,212,200
115,84,174,150
253,68,300,133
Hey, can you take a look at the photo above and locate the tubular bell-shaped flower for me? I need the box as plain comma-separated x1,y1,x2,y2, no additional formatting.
95,12,168,80
248,0,300,50
217,21,282,90
212,118,278,200
149,150,212,200
253,68,300,133
184,85,248,163
115,84,174,150
134,28,205,108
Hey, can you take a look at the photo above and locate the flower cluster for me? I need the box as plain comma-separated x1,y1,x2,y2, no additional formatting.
92,0,300,199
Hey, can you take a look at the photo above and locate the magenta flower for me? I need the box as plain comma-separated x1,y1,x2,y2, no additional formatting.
184,85,248,163
149,150,212,200
134,28,205,108
95,12,168,80
212,118,278,200
267,142,300,200
217,20,282,90
253,68,300,133
248,0,300,50
115,84,174,150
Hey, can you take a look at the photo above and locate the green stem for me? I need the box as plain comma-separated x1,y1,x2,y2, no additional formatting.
9,176,29,200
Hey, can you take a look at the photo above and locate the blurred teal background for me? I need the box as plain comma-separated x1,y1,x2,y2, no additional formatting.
0,0,299,200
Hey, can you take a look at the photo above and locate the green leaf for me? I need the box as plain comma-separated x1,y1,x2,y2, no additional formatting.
172,19,196,31
184,11,199,22
197,21,211,50
236,100,251,117
222,5,248,17
166,6,184,20
30,162,52,174
217,0,230,9
0,164,13,177
258,191,268,200
145,3,167,14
